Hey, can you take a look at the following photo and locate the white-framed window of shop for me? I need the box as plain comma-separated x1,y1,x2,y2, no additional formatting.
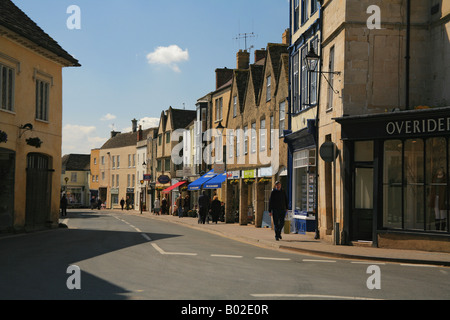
292,148,316,213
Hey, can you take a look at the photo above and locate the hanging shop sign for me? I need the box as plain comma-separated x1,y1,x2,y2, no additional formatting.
320,141,339,163
157,175,170,184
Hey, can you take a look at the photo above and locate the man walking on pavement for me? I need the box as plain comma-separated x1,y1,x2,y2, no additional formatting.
269,181,288,241
198,191,210,224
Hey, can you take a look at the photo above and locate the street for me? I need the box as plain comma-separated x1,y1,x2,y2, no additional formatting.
0,209,449,301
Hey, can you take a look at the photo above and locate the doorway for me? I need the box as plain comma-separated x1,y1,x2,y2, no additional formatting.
0,149,15,232
352,166,374,241
25,153,52,230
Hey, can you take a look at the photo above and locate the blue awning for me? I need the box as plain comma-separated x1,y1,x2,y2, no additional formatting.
187,170,217,191
203,172,227,189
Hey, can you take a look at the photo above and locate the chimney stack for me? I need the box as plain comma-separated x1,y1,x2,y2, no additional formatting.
132,118,138,133
137,125,143,141
282,28,290,45
236,49,250,69
215,68,233,90
254,48,266,64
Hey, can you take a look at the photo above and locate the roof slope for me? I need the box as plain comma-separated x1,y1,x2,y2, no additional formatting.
101,128,153,150
62,154,90,171
0,0,80,66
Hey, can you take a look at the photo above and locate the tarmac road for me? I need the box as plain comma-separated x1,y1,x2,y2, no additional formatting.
0,209,449,301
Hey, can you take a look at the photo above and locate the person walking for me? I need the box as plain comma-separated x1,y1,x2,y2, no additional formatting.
210,196,221,224
154,198,160,215
161,197,167,215
176,195,183,218
269,181,288,241
198,191,210,224
90,196,96,210
60,194,68,217
120,198,125,210
183,194,190,216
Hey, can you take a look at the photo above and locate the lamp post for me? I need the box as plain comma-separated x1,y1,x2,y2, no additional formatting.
304,46,341,241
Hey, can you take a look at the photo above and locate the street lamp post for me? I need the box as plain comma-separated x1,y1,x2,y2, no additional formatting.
304,46,341,241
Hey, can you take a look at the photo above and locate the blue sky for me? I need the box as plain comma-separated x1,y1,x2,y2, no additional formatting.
13,0,289,155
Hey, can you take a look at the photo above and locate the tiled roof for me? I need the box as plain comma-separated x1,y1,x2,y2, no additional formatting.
170,107,197,130
101,128,153,150
62,154,90,171
0,0,80,67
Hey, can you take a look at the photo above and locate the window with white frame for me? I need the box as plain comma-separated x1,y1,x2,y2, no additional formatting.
266,75,271,102
300,45,309,110
216,97,223,121
236,127,241,157
0,63,15,112
279,101,286,137
327,46,335,111
292,52,299,113
270,116,274,150
260,119,266,152
244,125,248,155
309,38,319,105
35,79,49,121
233,96,237,118
251,122,256,154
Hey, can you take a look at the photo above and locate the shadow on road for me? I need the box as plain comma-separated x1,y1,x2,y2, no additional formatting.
0,226,181,300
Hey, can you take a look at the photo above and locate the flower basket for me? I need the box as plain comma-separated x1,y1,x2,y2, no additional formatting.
26,137,42,148
244,178,255,185
258,178,271,184
229,179,239,185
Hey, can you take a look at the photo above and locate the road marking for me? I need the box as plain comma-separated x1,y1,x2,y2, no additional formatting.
400,263,438,268
141,233,151,241
151,243,197,256
211,254,243,258
255,257,291,261
351,261,386,265
250,294,382,300
303,259,336,263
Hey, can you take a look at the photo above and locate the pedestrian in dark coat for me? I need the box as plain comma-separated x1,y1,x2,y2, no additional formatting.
210,196,221,224
120,198,125,210
60,194,68,217
269,181,288,241
198,191,210,224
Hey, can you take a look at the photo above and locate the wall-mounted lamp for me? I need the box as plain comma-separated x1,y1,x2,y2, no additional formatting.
19,123,33,138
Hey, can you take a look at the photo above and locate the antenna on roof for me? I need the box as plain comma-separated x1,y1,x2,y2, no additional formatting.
234,32,257,52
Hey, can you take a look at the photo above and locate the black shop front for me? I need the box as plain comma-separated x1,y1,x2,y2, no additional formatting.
335,107,450,252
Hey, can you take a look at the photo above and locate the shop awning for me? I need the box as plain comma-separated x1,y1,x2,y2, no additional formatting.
162,181,187,194
203,172,227,189
187,170,216,191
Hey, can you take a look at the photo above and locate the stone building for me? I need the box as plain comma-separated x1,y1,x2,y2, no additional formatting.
224,34,290,226
302,0,450,252
0,0,79,232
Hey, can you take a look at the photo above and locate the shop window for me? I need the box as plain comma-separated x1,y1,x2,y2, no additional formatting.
404,139,424,230
293,149,316,213
383,138,449,232
426,137,448,231
383,140,403,229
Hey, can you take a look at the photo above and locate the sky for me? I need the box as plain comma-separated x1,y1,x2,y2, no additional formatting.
12,0,289,155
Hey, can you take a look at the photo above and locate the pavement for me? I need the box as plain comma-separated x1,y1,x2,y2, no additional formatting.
122,210,450,267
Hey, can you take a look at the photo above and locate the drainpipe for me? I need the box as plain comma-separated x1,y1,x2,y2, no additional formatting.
405,0,411,110
314,6,323,240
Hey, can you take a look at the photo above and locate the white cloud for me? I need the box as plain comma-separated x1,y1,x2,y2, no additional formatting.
62,124,107,155
146,45,189,72
100,113,117,121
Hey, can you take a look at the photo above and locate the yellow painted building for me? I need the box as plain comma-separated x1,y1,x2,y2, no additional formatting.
0,0,80,232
